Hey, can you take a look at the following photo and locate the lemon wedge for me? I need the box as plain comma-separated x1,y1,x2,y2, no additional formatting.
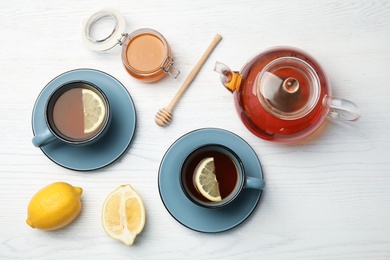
194,157,222,202
82,88,106,134
102,184,146,246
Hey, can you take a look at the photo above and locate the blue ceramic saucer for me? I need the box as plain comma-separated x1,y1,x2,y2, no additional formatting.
31,69,136,171
158,128,264,233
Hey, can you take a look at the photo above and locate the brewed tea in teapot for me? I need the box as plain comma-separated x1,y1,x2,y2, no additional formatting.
215,47,360,142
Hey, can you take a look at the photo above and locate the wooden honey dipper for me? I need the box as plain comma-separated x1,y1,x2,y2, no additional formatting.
155,34,223,126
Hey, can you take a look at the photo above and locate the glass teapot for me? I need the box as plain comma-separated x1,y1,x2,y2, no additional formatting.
215,47,361,142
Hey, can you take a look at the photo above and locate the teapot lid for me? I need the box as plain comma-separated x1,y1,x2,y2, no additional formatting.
257,57,320,120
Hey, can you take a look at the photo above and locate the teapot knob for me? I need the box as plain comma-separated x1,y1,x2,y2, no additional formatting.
283,77,299,93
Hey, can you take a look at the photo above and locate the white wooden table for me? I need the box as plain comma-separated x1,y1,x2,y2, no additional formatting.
1,0,389,259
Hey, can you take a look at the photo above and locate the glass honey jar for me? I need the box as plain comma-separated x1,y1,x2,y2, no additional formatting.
82,8,179,83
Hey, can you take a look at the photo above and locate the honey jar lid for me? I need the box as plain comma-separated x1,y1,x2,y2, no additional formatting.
82,8,126,51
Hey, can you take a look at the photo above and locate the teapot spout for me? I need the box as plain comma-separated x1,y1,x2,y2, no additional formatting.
214,62,232,84
214,62,241,92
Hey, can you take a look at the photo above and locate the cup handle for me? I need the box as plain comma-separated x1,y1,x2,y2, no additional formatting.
32,128,57,147
327,96,361,121
245,176,266,190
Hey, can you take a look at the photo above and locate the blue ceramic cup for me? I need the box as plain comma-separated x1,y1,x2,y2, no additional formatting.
180,144,266,209
32,81,111,147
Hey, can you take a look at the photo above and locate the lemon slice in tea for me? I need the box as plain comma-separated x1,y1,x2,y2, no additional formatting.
82,88,106,134
194,157,222,202
102,184,146,246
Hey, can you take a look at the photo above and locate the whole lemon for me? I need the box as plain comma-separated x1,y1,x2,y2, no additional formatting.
26,182,82,230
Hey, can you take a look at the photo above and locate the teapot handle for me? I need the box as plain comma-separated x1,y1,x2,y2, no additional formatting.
327,96,361,121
